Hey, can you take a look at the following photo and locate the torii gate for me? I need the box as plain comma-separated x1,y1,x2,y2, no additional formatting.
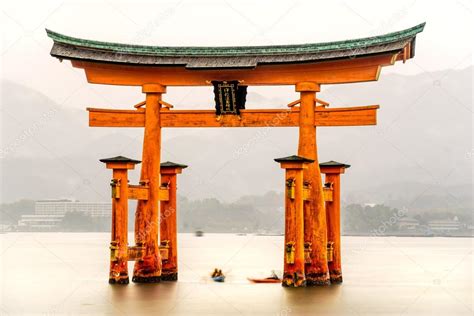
47,23,424,287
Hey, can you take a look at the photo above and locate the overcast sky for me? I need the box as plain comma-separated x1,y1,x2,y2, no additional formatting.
1,0,473,109
0,0,472,203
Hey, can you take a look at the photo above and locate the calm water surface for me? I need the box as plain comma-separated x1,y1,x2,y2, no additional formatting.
1,233,472,315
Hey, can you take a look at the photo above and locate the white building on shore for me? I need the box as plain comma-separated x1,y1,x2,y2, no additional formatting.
35,199,111,217
17,199,111,230
17,214,64,231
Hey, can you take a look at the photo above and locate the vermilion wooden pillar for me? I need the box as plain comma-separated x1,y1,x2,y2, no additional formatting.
320,161,350,284
159,161,187,281
133,84,166,283
275,155,314,287
296,82,330,286
100,156,141,284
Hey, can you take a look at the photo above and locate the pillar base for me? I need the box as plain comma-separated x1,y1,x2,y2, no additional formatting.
133,253,162,283
305,272,330,286
282,272,306,287
161,272,178,281
109,276,129,285
132,276,161,283
330,271,343,284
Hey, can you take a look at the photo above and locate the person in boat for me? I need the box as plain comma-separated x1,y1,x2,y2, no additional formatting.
247,270,281,283
211,268,225,282
211,268,224,278
266,270,279,280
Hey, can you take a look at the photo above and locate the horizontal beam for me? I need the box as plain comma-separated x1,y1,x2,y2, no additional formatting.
73,54,396,86
128,185,149,200
159,187,169,201
161,109,299,127
323,187,333,202
87,105,378,128
89,108,145,127
315,105,378,127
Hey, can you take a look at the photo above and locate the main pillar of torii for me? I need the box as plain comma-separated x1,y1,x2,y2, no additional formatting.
296,82,330,285
132,84,165,283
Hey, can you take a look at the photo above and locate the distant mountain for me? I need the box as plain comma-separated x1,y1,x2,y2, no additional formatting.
1,67,472,206
345,181,471,211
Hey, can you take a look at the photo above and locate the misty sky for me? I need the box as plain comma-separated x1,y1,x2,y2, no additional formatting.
0,0,472,203
1,0,472,111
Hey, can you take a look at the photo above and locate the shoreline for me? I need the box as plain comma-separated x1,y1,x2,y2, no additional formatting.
1,231,473,238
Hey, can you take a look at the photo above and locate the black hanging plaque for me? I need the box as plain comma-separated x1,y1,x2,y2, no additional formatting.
212,81,247,116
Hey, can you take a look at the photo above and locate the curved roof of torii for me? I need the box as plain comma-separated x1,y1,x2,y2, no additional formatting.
46,23,425,70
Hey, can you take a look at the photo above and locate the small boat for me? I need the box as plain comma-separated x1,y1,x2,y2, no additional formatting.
247,277,281,284
212,275,225,282
210,268,225,282
248,271,281,284
195,230,204,237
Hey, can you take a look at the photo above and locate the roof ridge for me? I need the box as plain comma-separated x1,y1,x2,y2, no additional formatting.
45,23,425,57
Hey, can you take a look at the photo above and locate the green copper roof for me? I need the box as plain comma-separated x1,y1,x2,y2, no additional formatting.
274,155,315,163
46,23,424,69
99,156,141,164
161,161,188,169
319,161,351,169
46,23,424,56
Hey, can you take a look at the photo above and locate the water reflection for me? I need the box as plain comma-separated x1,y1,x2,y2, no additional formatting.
1,233,472,315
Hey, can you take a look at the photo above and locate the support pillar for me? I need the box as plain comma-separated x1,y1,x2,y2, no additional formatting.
275,155,314,287
320,161,350,284
296,82,330,286
100,156,141,284
133,83,166,283
159,161,188,281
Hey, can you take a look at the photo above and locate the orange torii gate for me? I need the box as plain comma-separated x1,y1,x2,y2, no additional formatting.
47,23,424,287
